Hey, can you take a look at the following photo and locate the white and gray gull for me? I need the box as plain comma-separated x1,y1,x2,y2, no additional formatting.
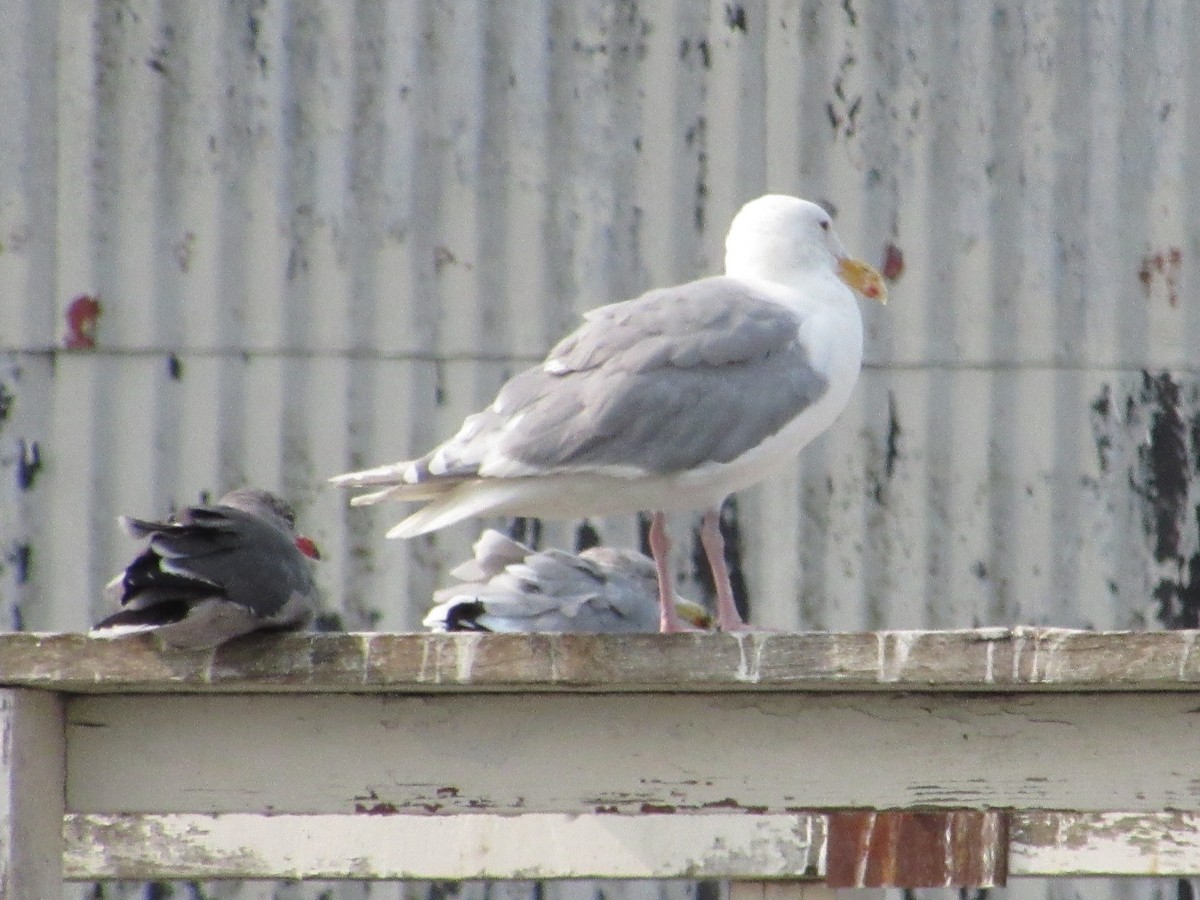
92,488,322,650
424,529,712,632
331,195,886,631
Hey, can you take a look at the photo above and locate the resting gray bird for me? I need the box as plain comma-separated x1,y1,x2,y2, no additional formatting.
331,195,886,632
91,488,321,650
424,529,712,632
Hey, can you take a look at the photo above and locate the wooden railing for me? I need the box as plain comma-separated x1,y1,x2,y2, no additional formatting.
4,628,1200,897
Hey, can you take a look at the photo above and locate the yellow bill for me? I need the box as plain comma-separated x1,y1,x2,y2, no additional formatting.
676,598,714,630
838,257,888,304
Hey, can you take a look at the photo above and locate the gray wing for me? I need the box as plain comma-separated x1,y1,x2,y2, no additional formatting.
502,277,829,473
416,276,829,480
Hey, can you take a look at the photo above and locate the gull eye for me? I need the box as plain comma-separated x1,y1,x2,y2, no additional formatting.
819,220,830,232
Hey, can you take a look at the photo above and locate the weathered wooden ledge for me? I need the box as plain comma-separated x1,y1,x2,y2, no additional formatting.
2,627,1198,692
6,628,1200,894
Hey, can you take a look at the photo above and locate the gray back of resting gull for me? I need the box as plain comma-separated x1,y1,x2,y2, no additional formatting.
424,529,712,632
331,195,887,632
92,488,322,650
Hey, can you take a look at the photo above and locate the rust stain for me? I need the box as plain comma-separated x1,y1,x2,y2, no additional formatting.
882,242,905,281
826,810,1008,888
640,802,678,814
1139,248,1183,307
354,800,443,815
354,801,400,815
64,294,102,349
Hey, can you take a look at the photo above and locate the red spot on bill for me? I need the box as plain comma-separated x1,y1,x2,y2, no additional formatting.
294,535,321,560
1139,248,1183,307
64,294,102,349
882,243,905,281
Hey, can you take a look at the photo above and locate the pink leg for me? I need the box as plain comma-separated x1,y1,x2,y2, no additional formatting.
649,512,688,633
701,507,748,631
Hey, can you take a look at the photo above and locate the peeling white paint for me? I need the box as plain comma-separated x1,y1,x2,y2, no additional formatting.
876,630,916,683
1179,630,1197,681
454,632,483,683
733,632,764,683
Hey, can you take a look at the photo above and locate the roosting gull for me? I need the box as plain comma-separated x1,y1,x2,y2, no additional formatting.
332,195,887,632
92,488,322,650
424,529,712,632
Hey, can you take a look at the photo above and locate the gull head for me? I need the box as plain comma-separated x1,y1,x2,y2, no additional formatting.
724,195,887,304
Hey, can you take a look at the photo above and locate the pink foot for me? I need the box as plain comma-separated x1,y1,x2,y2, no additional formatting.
700,508,753,631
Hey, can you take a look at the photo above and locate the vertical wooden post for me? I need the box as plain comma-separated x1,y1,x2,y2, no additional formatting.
1,689,66,898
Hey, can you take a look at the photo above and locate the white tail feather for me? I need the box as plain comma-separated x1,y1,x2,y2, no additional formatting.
350,481,459,507
386,484,529,539
328,462,413,488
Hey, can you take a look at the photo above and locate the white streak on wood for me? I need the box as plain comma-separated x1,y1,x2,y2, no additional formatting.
1031,629,1070,683
1180,631,1197,680
734,632,764,683
359,633,374,685
877,631,917,683
200,645,215,686
418,633,437,684
1012,631,1025,681
455,632,483,682
984,640,995,683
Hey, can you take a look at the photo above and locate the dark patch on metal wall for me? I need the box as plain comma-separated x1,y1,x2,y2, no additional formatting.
885,390,902,479
6,542,31,584
0,380,13,426
1091,383,1113,472
1139,247,1183,307
574,521,601,552
507,516,543,550
1140,372,1189,562
16,439,41,490
724,4,747,33
1091,372,1200,629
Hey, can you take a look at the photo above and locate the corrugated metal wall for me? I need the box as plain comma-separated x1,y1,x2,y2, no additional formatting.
2,1,1198,898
